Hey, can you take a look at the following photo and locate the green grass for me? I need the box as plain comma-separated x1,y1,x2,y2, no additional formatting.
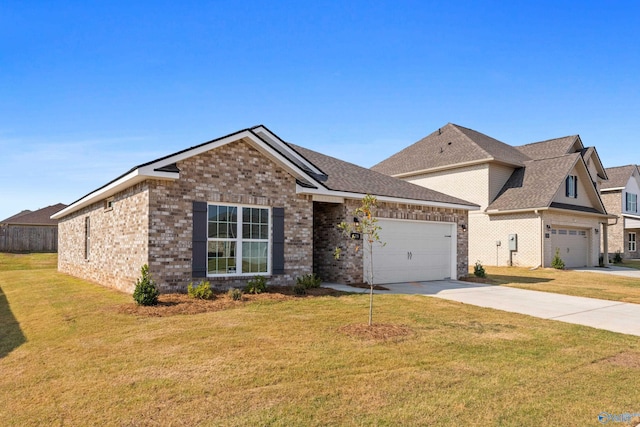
481,266,640,304
1,254,639,426
619,259,640,270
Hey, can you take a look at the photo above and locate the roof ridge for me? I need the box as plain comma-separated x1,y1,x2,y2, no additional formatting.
518,135,579,147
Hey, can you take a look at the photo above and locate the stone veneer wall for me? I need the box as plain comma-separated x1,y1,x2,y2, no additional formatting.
147,138,313,292
57,182,150,293
313,199,469,283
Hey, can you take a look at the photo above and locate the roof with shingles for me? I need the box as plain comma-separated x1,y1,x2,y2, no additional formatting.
288,143,478,207
54,126,479,220
1,204,67,225
602,165,639,190
487,153,584,211
370,123,530,176
515,135,581,160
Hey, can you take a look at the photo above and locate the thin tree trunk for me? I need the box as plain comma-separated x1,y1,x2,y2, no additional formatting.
368,285,373,326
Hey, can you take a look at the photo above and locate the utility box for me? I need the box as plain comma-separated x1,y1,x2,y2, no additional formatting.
509,234,517,251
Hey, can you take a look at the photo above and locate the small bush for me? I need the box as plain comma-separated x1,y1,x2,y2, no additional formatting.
551,249,565,270
613,251,623,264
133,264,159,306
227,288,243,301
296,273,322,289
293,283,307,295
187,280,214,300
473,261,486,278
244,276,267,294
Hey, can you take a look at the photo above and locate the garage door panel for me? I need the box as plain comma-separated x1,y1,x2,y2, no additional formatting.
550,228,588,268
366,220,454,284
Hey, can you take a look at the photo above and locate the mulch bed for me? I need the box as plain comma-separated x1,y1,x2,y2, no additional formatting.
117,286,344,317
338,323,414,342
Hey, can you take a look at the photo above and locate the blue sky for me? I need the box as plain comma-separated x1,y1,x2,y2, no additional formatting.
1,1,640,220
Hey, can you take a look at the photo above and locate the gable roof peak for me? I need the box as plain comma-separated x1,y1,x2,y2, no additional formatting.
602,164,640,189
371,123,529,176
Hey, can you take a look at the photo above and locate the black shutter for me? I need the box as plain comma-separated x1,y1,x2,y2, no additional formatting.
192,201,208,278
565,177,570,197
272,207,285,275
573,176,578,198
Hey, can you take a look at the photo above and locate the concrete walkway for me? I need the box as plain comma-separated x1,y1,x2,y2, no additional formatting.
322,280,640,337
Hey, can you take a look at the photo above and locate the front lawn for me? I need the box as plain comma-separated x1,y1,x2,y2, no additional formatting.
478,265,640,304
1,253,639,426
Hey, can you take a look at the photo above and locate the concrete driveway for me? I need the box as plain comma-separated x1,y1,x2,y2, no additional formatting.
322,280,640,337
573,265,640,278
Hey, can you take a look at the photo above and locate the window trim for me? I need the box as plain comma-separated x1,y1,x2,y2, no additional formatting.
206,203,271,277
629,232,637,252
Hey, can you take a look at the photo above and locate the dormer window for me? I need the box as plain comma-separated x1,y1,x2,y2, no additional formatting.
626,192,637,213
566,175,578,199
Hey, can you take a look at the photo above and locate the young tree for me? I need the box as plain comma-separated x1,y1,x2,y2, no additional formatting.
334,194,385,326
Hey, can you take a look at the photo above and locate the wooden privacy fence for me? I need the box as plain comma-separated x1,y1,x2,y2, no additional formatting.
0,225,58,252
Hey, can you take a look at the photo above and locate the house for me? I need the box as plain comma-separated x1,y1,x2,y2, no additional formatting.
51,126,478,293
371,123,615,268
0,203,67,252
600,165,640,260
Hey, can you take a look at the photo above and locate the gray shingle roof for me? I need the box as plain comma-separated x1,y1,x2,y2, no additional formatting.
370,123,529,176
487,154,582,211
288,143,479,207
1,204,67,225
515,136,581,160
603,165,639,189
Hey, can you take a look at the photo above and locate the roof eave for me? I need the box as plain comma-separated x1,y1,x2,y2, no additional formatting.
390,158,498,179
296,184,480,211
485,206,614,219
51,169,178,219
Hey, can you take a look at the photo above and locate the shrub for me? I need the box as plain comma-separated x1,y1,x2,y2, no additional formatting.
227,288,243,301
293,283,307,295
296,273,322,289
613,251,623,264
473,261,486,278
133,264,159,306
551,249,565,270
244,276,267,294
187,280,214,300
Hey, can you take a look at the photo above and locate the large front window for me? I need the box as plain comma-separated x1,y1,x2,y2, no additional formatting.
207,204,270,275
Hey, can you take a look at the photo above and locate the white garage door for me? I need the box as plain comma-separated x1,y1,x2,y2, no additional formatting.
550,228,588,268
364,219,455,284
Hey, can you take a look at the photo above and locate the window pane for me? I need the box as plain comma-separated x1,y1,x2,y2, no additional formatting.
208,241,236,274
242,241,267,273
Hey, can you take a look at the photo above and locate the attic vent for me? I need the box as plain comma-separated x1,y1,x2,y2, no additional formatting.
438,128,441,135
448,142,452,145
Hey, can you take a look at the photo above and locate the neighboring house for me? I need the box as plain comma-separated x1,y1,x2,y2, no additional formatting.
0,203,67,252
52,126,478,294
600,165,640,259
372,123,614,268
